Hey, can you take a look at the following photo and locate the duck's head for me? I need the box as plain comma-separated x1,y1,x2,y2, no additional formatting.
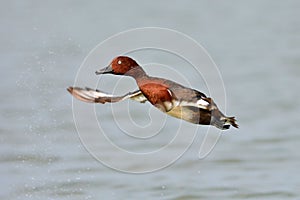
95,56,139,76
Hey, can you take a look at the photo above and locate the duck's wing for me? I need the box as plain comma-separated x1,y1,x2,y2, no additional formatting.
167,87,216,111
67,87,147,104
178,96,218,111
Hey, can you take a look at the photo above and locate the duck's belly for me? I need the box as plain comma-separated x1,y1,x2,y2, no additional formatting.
166,106,211,125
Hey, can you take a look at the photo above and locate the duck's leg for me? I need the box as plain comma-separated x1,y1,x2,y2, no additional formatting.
67,87,147,104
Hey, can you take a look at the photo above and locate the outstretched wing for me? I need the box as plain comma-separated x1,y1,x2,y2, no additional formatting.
67,87,147,104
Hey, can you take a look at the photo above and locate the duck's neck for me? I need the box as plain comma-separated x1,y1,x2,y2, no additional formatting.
127,66,148,80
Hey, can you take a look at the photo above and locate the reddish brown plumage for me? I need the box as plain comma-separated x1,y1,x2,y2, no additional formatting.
110,56,139,75
139,83,172,106
69,56,239,130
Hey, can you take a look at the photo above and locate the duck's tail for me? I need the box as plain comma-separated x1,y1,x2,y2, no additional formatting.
225,116,239,129
212,116,239,130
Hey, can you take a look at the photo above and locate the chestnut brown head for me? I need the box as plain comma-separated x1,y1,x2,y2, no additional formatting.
95,56,139,75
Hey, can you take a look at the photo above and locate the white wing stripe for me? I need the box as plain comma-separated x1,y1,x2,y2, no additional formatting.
179,100,209,110
196,99,209,107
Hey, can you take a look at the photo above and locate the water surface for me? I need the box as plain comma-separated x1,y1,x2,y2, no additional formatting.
1,0,299,199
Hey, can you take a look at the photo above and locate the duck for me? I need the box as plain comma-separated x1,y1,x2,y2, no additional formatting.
67,56,238,130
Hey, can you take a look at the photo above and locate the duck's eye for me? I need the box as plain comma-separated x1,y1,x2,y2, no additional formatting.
117,60,122,65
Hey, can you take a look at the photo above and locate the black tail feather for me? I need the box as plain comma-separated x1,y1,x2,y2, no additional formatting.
227,117,239,128
212,116,239,130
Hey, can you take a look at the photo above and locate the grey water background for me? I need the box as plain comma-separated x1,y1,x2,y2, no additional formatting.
1,0,300,199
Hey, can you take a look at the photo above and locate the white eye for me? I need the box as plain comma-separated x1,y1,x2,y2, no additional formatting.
118,60,122,65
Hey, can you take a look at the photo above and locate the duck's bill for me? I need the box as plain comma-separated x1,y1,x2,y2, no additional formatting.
95,65,113,75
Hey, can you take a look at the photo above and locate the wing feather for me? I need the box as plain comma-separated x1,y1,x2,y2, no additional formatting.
67,87,147,104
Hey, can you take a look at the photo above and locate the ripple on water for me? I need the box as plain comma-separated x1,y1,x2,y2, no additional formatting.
0,154,60,165
231,191,297,199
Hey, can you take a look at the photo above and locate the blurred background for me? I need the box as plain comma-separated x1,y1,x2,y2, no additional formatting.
1,0,299,199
